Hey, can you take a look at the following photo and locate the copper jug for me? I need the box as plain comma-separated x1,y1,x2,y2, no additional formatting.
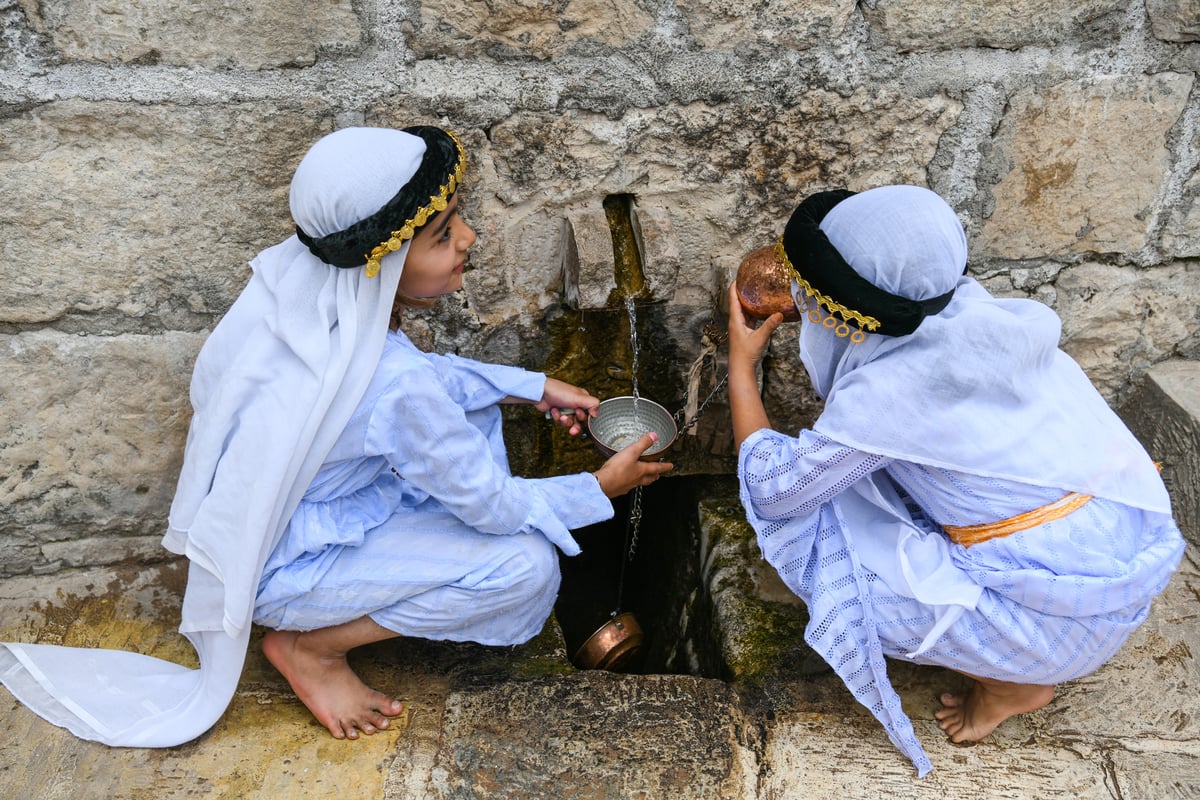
734,245,800,322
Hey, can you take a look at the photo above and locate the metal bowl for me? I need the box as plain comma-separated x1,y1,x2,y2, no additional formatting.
587,396,677,460
572,612,644,672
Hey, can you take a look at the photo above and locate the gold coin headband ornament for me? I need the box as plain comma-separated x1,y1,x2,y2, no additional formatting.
779,189,957,342
295,126,467,277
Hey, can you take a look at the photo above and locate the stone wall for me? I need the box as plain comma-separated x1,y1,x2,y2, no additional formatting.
2,0,1198,576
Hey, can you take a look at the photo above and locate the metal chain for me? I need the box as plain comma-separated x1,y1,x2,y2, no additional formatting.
626,484,643,562
613,484,643,611
676,372,729,435
675,318,729,435
613,313,726,608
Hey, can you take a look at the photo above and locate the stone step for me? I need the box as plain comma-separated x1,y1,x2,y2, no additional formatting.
1119,358,1200,546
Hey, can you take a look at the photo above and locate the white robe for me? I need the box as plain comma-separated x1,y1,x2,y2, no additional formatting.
254,329,614,643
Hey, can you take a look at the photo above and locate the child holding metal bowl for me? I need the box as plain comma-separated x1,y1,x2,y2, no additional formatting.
0,125,672,748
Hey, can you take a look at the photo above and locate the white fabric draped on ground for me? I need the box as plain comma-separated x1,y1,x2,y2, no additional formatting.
0,128,421,745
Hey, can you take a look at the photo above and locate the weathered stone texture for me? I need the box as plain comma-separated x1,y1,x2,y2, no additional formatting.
0,100,325,325
487,95,960,213
1148,0,1200,42
1050,546,1200,741
760,708,1116,796
1054,261,1199,401
400,675,757,798
981,74,1193,260
730,90,962,214
39,534,168,572
696,499,809,683
1161,185,1200,258
407,0,656,60
15,0,361,68
558,199,688,310
1160,122,1200,257
0,330,203,572
1,0,44,68
1119,360,1200,546
673,0,857,51
483,94,958,314
864,0,1127,51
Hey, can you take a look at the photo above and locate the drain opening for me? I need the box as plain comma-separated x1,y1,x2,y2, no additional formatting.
554,474,735,678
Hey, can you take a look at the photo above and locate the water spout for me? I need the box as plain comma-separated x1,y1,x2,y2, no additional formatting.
604,194,648,305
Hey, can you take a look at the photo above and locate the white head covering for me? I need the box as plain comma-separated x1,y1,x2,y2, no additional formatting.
0,127,450,746
167,127,420,639
796,186,965,397
798,185,1169,512
778,185,1171,777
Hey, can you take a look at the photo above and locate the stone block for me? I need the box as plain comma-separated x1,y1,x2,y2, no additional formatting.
487,95,957,312
1,1,44,69
407,0,655,60
1054,262,1199,401
717,90,962,216
1043,544,1200,742
674,0,857,51
696,499,811,683
562,205,618,310
16,0,361,68
1119,360,1200,546
631,203,682,304
1147,0,1200,42
389,673,756,799
760,706,1132,795
0,100,328,325
559,199,688,310
981,74,1193,260
1159,136,1200,258
0,330,204,567
864,0,1126,51
39,534,168,571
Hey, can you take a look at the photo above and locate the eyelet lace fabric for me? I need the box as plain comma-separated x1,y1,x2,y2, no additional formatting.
738,429,935,774
738,429,1184,777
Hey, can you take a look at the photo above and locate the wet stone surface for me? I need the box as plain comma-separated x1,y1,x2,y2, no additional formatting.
2,486,1199,798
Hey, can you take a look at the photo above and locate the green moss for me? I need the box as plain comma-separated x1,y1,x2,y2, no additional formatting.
507,613,581,679
697,499,812,684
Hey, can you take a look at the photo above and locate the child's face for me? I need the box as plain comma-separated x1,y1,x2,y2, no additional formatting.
397,193,476,298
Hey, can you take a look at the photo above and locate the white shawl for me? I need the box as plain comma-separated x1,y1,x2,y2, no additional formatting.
0,127,425,745
781,184,1171,777
800,185,1169,513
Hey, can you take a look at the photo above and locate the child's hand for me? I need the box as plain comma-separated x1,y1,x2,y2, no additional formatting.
536,378,600,436
593,432,674,498
727,282,784,373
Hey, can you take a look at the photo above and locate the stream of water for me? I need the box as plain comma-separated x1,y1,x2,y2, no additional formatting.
625,296,642,429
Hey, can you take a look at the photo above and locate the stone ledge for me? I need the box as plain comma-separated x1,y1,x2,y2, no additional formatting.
1119,359,1200,546
2,532,1198,796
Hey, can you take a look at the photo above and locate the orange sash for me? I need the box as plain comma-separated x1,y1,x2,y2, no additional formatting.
943,492,1093,547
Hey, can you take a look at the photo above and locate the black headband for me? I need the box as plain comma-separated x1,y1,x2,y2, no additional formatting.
295,126,466,274
780,189,956,339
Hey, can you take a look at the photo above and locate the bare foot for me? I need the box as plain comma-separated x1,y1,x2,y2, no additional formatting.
934,676,1054,743
262,629,404,739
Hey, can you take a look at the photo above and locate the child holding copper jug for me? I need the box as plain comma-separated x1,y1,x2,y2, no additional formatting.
728,185,1183,776
0,125,672,748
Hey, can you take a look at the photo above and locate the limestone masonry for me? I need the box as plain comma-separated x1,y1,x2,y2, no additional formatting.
2,0,1198,575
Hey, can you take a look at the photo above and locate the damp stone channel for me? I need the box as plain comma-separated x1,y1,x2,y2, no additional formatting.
525,193,808,680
